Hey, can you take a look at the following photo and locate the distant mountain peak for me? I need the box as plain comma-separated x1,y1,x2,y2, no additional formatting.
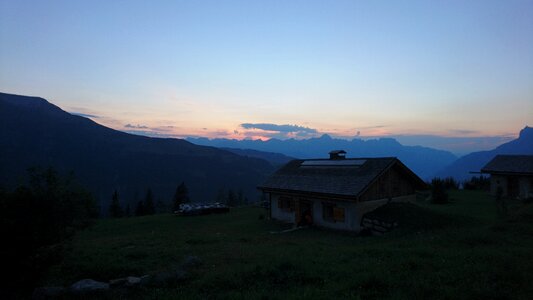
436,126,533,180
0,92,50,107
0,92,65,116
519,126,533,139
377,137,401,145
188,131,457,179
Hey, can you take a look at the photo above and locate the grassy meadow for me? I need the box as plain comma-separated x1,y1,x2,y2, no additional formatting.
43,190,533,299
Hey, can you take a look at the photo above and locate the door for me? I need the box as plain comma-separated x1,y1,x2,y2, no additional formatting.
507,176,519,198
297,199,313,226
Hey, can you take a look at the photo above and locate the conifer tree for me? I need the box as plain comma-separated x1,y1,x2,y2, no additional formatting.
144,188,155,215
135,200,145,216
216,187,226,204
173,182,190,212
237,189,244,205
125,204,131,217
227,189,237,207
109,190,123,218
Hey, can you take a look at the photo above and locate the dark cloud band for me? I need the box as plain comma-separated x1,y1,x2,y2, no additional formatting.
240,123,317,134
125,124,149,129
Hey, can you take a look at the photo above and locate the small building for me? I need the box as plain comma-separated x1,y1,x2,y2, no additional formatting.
257,151,427,232
481,155,533,200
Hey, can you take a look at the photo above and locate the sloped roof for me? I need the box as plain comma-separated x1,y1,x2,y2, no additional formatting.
481,155,533,175
258,157,425,199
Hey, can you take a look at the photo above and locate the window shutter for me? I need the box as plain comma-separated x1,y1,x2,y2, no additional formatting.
333,207,345,222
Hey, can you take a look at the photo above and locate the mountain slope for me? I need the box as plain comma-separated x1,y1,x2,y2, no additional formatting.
188,135,457,179
435,126,533,180
220,148,294,167
0,92,274,212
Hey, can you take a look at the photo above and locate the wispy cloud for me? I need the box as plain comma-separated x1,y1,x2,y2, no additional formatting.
357,125,388,130
125,124,149,129
124,130,174,138
447,129,481,136
70,112,100,118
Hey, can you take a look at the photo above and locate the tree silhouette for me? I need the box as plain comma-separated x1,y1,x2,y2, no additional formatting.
173,182,190,212
135,200,145,216
227,189,237,207
431,178,448,204
125,204,131,217
1,167,97,288
216,187,226,203
144,188,155,215
237,189,244,205
109,190,123,218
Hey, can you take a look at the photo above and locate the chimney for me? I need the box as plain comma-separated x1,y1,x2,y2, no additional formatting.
329,150,346,160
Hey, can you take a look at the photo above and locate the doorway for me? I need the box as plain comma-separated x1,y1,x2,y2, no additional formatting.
297,199,313,226
507,176,519,198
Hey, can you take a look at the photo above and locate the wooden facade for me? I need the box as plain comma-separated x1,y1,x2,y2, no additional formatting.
481,155,533,200
259,154,426,232
359,165,416,202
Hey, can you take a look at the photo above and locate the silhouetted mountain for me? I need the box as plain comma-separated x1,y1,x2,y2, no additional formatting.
435,126,533,180
0,92,274,214
187,134,457,179
221,148,294,167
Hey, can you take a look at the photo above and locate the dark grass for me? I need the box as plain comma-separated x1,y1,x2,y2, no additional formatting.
42,190,533,299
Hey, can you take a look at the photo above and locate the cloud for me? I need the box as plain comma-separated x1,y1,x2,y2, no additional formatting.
70,112,100,118
240,123,318,134
124,130,175,138
239,123,321,139
357,125,388,130
125,124,149,129
447,129,481,136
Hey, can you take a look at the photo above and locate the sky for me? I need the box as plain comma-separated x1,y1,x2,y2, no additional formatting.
1,0,532,154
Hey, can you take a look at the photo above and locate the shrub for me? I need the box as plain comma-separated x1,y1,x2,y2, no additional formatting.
442,177,459,190
463,176,490,191
0,167,97,291
430,178,449,204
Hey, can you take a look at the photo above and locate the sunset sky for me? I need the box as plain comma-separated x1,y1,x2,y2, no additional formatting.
1,0,532,153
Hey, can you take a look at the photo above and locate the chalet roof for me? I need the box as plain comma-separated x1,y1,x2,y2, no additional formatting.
258,157,426,199
481,155,533,175
329,150,346,154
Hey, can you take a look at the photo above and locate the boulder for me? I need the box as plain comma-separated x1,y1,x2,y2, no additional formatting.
70,279,109,293
109,276,142,288
109,277,128,287
126,276,141,286
139,274,152,286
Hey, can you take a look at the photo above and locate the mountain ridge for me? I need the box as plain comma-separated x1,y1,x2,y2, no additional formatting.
435,126,533,180
0,92,274,213
187,134,458,179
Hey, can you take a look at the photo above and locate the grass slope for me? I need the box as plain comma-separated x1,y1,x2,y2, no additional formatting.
44,191,533,299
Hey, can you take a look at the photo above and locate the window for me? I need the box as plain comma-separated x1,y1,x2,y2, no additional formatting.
323,202,345,223
278,196,295,212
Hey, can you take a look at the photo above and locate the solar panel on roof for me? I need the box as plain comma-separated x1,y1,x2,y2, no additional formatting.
301,160,366,167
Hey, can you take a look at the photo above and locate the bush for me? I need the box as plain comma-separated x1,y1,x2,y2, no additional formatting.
0,167,97,291
430,178,449,204
442,177,459,190
463,176,490,191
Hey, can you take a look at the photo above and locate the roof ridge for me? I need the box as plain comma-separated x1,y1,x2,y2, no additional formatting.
301,157,397,161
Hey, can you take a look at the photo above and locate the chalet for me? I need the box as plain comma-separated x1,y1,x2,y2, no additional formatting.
481,155,533,200
258,151,427,232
